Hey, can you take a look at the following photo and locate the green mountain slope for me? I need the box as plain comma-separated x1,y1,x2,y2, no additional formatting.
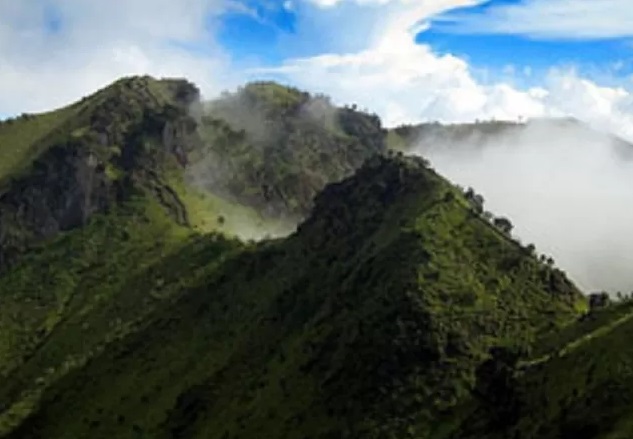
0,76,385,265
3,155,584,439
0,107,79,183
0,76,202,267
443,299,633,439
191,81,386,219
0,76,386,437
0,199,242,435
10,76,633,439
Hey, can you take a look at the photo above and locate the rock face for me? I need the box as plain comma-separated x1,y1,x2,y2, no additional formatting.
0,77,201,269
0,142,116,266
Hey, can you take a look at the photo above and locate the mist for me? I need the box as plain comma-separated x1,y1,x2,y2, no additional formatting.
410,119,633,294
184,86,343,241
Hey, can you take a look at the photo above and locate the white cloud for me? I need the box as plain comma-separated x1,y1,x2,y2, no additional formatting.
418,120,633,293
0,0,238,115
306,0,396,7
257,41,550,127
434,0,633,40
255,1,633,143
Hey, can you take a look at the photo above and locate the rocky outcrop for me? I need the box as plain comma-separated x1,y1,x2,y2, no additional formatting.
0,77,201,269
0,141,116,267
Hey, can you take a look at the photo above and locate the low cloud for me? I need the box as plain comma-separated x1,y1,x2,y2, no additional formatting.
412,119,633,293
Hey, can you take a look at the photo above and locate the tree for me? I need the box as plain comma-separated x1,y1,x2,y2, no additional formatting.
464,187,485,214
589,292,610,311
493,217,513,235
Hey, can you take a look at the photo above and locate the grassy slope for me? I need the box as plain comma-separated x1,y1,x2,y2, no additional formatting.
0,195,243,436
4,156,584,439
0,75,186,185
0,76,263,435
7,77,631,439
0,77,385,437
383,118,633,439
447,298,633,439
0,106,82,184
0,75,273,271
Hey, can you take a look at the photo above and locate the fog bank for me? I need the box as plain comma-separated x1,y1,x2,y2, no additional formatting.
411,119,633,293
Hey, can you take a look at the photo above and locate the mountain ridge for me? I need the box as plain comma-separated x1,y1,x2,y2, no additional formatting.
5,75,633,439
1,151,585,438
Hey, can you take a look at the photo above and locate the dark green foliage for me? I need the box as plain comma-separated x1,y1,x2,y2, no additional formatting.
464,187,485,214
190,82,387,219
589,292,611,310
5,76,632,439
1,154,584,439
448,299,633,439
493,216,514,235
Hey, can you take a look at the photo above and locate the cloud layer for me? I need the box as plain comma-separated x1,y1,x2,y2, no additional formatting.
415,120,633,293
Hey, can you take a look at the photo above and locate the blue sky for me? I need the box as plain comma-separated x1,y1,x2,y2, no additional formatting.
214,0,633,81
216,1,297,64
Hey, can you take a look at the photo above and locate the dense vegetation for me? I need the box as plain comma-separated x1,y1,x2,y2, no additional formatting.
191,81,386,218
2,154,584,438
1,75,633,438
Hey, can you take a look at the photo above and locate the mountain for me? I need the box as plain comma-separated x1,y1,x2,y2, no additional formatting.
443,298,633,439
3,75,633,439
194,82,386,219
0,76,385,269
0,76,386,435
1,153,583,438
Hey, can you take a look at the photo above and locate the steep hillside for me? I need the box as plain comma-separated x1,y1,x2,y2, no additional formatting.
443,299,633,439
0,199,243,435
0,76,387,437
10,76,633,439
3,155,584,439
0,77,386,269
191,81,386,218
0,76,202,268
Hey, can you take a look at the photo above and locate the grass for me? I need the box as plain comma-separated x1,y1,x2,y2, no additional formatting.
0,76,616,439
524,301,633,366
166,166,296,239
0,106,81,183
0,194,243,436
0,155,582,438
